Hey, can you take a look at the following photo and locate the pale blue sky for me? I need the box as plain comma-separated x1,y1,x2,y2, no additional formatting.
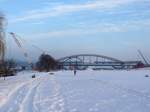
0,0,150,61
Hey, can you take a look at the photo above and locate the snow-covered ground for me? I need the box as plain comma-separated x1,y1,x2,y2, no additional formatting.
0,69,150,112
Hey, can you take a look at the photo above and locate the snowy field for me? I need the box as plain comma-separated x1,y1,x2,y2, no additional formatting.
0,69,150,112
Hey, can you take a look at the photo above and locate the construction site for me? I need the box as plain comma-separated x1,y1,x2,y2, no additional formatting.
0,12,150,77
0,1,150,111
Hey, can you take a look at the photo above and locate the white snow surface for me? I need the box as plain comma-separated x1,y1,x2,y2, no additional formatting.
0,69,150,112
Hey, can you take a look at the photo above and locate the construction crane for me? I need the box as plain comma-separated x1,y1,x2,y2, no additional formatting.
16,35,46,54
9,32,32,66
9,32,49,69
137,50,149,65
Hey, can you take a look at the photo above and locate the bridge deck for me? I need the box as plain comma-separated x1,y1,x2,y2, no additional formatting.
58,61,141,67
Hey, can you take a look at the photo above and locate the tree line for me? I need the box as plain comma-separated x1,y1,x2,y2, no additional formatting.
0,53,58,79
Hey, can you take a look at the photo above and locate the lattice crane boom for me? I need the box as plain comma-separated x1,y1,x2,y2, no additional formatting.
137,50,149,65
9,32,32,65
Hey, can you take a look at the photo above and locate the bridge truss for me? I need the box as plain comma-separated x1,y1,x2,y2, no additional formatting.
57,54,143,70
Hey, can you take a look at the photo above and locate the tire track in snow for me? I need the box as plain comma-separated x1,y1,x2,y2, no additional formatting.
0,77,43,112
47,76,66,112
0,82,30,112
34,76,66,112
18,82,40,112
49,77,65,112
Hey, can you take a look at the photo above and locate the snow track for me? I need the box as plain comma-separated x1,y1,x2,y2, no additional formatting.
19,79,41,112
0,77,43,112
0,74,67,112
34,76,66,112
0,83,30,112
47,76,65,112
0,70,150,112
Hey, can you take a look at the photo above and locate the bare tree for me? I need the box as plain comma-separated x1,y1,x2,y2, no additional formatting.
36,54,58,72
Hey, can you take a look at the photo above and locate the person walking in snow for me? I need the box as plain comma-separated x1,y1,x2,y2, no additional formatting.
74,67,77,76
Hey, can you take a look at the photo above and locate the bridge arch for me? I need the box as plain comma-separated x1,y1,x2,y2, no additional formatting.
57,54,141,70
57,54,123,63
